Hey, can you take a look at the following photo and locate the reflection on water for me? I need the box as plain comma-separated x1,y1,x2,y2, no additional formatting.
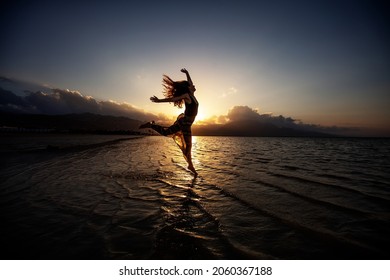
0,135,389,259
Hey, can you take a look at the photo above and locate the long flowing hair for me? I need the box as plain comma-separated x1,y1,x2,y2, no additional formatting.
162,75,190,108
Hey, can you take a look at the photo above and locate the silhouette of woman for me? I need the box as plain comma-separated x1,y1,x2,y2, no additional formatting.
139,68,199,175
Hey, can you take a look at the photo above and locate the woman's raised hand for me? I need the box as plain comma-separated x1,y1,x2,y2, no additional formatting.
150,95,159,102
181,68,188,74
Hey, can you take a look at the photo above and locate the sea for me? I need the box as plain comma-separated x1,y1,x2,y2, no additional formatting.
0,134,389,259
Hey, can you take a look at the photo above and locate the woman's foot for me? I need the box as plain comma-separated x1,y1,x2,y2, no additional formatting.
139,121,155,129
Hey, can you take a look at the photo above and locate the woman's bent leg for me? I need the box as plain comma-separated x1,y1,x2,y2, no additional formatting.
149,119,197,175
150,123,180,136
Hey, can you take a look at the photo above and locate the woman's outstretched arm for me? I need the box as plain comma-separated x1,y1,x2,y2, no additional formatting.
150,94,190,103
181,68,193,86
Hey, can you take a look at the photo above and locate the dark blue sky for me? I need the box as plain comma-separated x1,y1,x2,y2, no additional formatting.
1,0,389,135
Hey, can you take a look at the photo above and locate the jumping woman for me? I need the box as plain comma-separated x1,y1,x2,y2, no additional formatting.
139,68,199,175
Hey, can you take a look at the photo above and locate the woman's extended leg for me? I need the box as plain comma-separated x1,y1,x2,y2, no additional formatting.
182,127,197,175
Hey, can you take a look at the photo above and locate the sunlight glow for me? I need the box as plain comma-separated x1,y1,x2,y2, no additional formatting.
194,109,206,124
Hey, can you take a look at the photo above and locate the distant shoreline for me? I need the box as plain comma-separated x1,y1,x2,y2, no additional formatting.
0,133,142,155
1,130,389,139
2,112,389,138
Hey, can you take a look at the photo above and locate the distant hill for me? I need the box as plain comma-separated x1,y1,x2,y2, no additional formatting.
0,112,143,134
0,112,336,137
193,120,334,137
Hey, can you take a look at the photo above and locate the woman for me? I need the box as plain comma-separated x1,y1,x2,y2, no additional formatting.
139,68,199,175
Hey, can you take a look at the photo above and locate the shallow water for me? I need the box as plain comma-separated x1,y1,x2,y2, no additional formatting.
1,135,389,259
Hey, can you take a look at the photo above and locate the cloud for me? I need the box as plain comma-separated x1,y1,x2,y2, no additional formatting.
0,87,36,113
0,88,27,107
220,86,238,98
0,80,163,121
227,105,260,122
226,105,296,126
0,76,52,96
196,105,357,136
198,114,229,125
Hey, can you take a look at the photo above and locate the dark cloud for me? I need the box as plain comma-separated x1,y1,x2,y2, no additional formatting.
0,87,34,113
0,88,26,107
226,105,296,127
98,100,158,122
0,85,162,121
206,105,357,136
226,106,260,122
226,105,295,123
21,88,104,115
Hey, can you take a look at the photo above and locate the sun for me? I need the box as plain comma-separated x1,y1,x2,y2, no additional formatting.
194,109,206,124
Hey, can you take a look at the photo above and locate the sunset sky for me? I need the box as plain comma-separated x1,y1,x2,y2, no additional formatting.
1,0,389,136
